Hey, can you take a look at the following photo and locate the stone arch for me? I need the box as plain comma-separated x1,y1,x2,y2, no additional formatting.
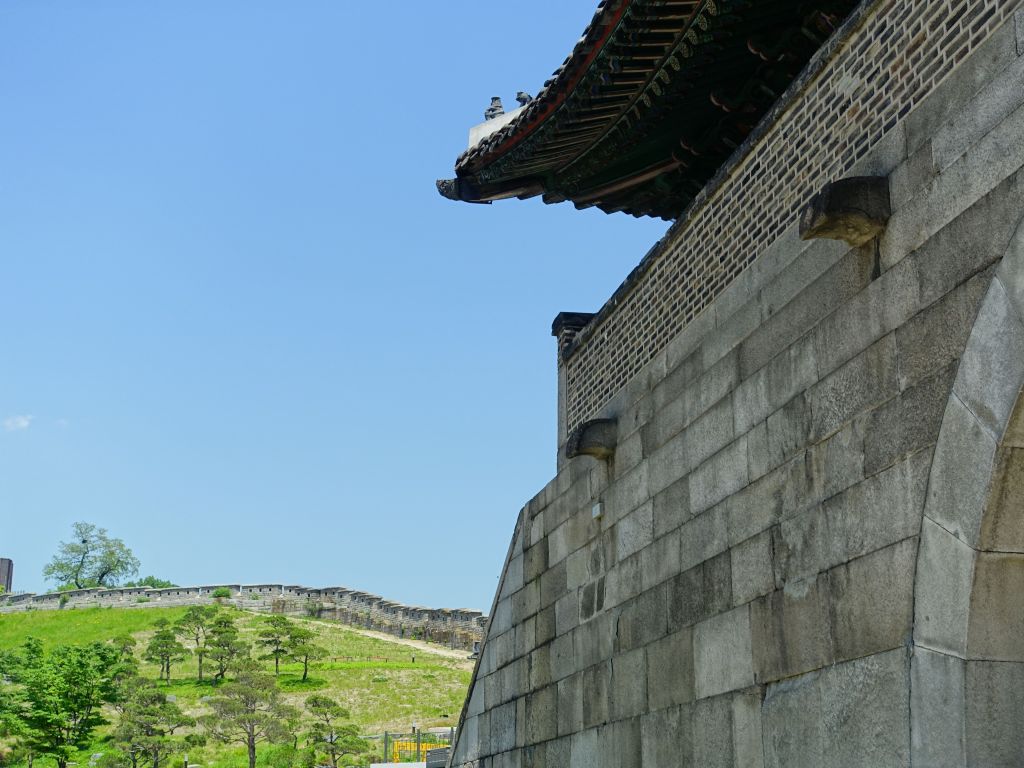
912,213,1024,768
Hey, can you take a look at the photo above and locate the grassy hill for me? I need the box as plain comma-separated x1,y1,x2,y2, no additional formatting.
0,605,473,767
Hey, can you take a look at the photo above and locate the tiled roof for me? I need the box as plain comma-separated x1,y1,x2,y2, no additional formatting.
438,0,858,219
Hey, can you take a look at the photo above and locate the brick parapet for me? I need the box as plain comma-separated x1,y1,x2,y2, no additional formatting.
562,0,1016,435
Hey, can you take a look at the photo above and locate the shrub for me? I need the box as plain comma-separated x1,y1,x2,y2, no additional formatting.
211,587,232,599
135,596,151,603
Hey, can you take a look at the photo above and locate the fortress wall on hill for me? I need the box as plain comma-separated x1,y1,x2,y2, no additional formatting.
0,584,487,650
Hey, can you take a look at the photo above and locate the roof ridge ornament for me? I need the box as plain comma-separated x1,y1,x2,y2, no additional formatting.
484,97,505,121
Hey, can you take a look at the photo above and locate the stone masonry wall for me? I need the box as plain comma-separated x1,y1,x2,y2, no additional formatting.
450,3,1024,767
0,584,486,650
563,0,1016,435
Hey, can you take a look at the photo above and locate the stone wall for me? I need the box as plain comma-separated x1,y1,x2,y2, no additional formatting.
560,0,1015,438
0,584,486,651
450,3,1024,767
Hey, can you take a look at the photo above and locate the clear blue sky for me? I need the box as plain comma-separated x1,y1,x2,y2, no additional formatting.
0,1,665,612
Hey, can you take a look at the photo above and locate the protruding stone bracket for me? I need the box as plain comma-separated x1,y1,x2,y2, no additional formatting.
552,311,595,363
565,418,618,461
799,176,891,247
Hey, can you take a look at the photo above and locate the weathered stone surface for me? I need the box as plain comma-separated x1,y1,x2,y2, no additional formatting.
896,266,991,390
651,474,690,537
819,649,910,767
609,650,647,723
827,538,916,662
765,393,811,469
731,530,774,607
905,17,1019,155
750,578,832,684
931,43,1024,172
914,519,974,657
490,700,517,754
575,610,614,670
762,672,823,768
819,449,929,571
667,553,732,632
524,684,557,744
568,728,598,768
808,334,899,442
646,627,695,710
799,176,892,247
966,661,1024,768
557,672,582,736
640,705,692,766
615,583,668,653
925,394,998,546
692,695,734,768
979,447,1024,551
732,688,765,768
688,436,749,515
915,168,1024,304
693,606,754,698
639,529,681,591
864,363,955,476
967,552,1024,661
911,647,966,768
953,277,1024,440
740,247,873,379
581,662,610,729
597,717,641,768
615,501,654,561
678,504,729,573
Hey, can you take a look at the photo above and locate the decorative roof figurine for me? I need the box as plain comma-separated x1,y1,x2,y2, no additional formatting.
515,92,533,107
483,97,505,121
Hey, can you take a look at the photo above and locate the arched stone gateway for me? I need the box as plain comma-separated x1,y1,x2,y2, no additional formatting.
913,213,1024,768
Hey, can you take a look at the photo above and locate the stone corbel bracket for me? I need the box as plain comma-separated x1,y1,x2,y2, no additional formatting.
799,176,891,247
565,418,618,460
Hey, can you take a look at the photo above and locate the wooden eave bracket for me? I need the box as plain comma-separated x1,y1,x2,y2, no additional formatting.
799,176,892,247
565,418,618,461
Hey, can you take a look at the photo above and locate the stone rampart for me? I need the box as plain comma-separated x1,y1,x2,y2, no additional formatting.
559,0,1014,439
451,2,1024,766
0,583,486,650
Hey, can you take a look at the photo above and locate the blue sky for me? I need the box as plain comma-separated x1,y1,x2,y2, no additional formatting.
0,1,666,611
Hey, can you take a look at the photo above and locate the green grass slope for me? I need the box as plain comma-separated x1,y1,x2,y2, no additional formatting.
0,606,472,733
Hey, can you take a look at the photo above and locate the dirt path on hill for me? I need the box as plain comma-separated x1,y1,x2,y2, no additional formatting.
306,618,476,666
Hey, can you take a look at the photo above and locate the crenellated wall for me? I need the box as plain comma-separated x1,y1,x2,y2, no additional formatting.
0,584,486,650
450,2,1024,766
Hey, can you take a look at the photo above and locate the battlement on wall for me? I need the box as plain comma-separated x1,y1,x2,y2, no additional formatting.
0,583,487,650
559,0,1014,442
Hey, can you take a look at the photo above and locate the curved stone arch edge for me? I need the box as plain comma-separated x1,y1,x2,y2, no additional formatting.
911,212,1024,766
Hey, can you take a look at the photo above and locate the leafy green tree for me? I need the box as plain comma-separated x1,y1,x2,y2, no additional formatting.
6,639,121,768
42,522,140,589
143,621,188,682
122,576,177,589
303,696,367,768
201,662,299,768
286,625,326,682
206,614,249,681
108,679,194,768
256,616,292,675
174,605,218,681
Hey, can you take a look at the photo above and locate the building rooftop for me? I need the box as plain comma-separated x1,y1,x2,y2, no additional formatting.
438,0,858,219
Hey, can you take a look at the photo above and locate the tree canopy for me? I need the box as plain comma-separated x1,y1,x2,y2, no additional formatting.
42,522,141,590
